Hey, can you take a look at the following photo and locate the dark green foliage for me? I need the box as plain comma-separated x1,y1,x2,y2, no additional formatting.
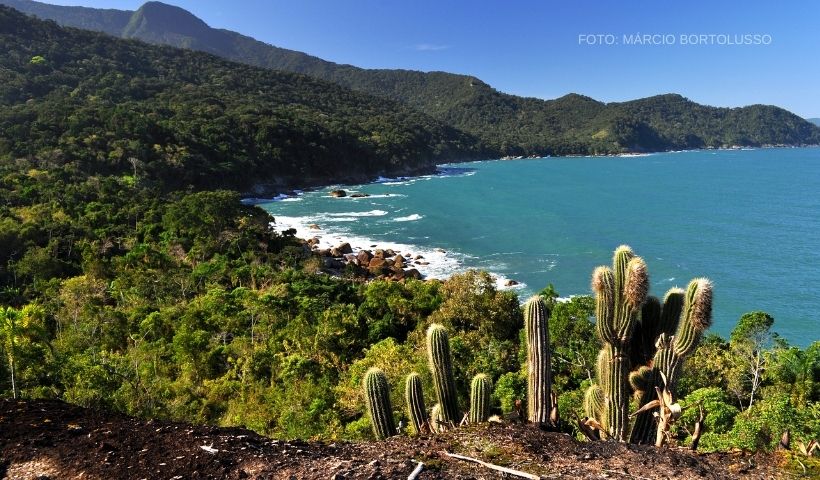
405,372,427,434
363,367,396,439
426,323,459,425
469,373,491,423
6,1,819,156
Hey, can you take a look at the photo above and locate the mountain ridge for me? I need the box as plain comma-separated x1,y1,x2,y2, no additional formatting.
3,0,820,155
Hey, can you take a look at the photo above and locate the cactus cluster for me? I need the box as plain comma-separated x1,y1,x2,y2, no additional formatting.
585,245,713,445
361,245,711,448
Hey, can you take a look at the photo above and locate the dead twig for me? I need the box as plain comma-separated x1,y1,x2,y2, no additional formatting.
444,451,541,480
407,461,424,480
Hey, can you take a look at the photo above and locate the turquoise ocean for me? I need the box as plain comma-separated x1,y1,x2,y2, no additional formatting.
258,148,820,346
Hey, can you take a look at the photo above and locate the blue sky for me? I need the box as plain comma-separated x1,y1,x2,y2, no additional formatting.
49,0,820,117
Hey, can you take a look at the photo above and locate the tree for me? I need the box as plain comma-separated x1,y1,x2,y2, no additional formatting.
0,304,44,398
728,311,776,410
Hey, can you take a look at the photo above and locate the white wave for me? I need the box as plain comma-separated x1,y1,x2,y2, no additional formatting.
326,210,388,217
394,214,423,222
280,197,302,202
492,273,527,291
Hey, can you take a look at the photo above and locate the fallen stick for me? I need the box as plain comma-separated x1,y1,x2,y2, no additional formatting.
444,451,541,480
407,461,424,480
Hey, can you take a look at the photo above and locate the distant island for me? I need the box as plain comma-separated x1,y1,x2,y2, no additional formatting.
809,118,820,126
3,0,819,166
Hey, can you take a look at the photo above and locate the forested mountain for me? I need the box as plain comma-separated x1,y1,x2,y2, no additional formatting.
0,6,486,193
4,0,819,155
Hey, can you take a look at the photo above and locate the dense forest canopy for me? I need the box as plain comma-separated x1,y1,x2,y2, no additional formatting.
4,0,819,156
0,6,488,193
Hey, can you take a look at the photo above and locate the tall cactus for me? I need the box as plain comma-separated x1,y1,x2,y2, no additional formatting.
469,374,491,423
630,279,713,445
426,323,459,425
524,295,552,425
591,245,648,441
363,367,397,439
405,372,427,434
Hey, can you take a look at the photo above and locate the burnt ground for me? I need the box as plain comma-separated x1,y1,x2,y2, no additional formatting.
0,399,806,479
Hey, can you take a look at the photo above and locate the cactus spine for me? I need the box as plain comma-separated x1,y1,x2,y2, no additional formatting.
426,323,459,425
405,372,427,434
591,245,648,441
469,374,491,423
363,367,396,439
524,295,552,425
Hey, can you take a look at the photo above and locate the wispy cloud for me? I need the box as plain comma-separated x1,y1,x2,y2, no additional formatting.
413,43,451,51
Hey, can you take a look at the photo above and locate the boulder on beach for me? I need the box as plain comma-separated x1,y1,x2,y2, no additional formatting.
435,248,446,253
368,257,387,274
329,189,346,198
337,242,353,254
350,193,370,198
356,250,372,265
405,268,422,280
307,237,320,247
504,279,519,287
308,224,321,230
373,249,385,259
393,255,405,268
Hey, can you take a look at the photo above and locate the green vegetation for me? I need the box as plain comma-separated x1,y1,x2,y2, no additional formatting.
0,2,816,459
5,0,820,156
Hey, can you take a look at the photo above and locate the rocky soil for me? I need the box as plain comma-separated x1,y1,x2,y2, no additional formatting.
0,399,798,479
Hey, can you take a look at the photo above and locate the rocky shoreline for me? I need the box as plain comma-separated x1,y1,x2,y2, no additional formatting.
308,237,427,281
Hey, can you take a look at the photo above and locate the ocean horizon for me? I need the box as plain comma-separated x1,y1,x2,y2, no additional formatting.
260,147,820,346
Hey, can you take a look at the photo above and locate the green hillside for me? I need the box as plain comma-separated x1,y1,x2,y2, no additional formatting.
4,0,819,155
0,6,486,193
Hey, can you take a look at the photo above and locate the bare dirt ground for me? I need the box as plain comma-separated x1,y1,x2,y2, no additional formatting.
0,399,800,479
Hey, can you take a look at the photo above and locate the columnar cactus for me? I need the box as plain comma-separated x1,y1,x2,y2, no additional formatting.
426,323,459,425
469,374,491,423
405,372,427,434
583,384,605,423
524,295,552,425
590,245,648,441
363,367,397,440
630,279,713,445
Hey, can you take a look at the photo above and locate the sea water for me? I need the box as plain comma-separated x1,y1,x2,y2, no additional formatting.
258,148,820,346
